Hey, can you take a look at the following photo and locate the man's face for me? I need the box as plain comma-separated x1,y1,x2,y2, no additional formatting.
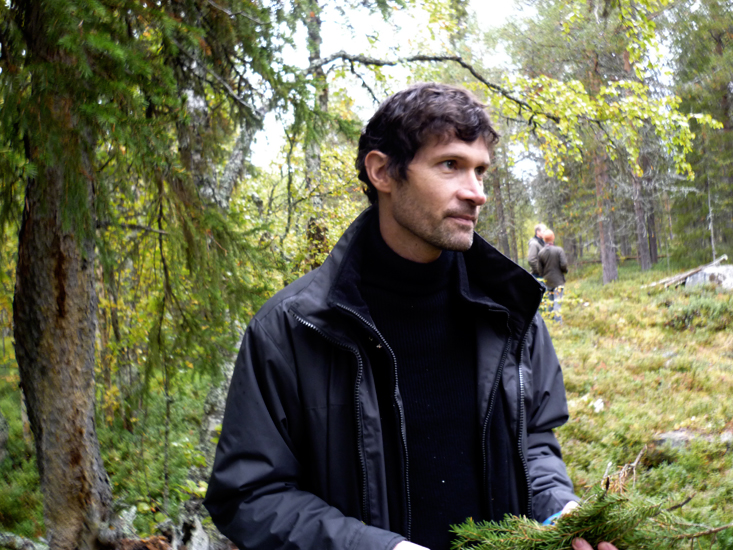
380,136,489,262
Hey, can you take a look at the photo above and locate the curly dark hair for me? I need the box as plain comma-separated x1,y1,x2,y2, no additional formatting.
355,83,500,204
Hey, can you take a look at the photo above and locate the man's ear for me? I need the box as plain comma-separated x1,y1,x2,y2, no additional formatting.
364,150,394,194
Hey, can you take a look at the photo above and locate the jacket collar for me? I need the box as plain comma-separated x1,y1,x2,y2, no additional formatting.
289,206,544,341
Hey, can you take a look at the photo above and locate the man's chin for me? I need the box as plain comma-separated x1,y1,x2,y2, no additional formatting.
435,232,474,252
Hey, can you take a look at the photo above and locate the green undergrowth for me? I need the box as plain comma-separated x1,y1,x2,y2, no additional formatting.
549,260,733,548
0,363,44,538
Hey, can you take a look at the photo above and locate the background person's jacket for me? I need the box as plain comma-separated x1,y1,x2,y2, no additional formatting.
527,236,545,276
538,244,569,290
204,207,578,550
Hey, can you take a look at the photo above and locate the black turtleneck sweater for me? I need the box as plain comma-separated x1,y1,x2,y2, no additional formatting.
359,220,484,550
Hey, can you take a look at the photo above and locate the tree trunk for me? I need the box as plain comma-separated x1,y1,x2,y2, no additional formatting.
13,2,112,545
593,148,618,284
619,229,631,259
491,167,511,257
304,0,330,270
633,173,652,270
14,142,112,550
503,151,518,263
646,199,658,264
706,171,717,260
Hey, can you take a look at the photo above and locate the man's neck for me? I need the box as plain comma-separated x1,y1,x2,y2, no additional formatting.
376,201,443,263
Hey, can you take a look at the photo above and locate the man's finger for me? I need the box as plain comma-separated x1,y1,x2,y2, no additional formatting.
572,539,618,550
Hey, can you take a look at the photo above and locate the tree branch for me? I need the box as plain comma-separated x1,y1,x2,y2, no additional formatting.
348,61,380,104
172,38,256,116
97,221,169,235
307,51,562,124
206,0,268,25
671,522,733,540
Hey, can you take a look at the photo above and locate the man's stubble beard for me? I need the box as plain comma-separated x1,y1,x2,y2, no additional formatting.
392,200,480,253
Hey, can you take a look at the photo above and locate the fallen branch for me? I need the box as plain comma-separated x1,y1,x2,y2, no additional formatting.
641,254,728,289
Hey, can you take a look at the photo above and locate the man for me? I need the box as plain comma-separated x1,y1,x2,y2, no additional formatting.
204,83,616,550
538,229,568,323
528,223,546,277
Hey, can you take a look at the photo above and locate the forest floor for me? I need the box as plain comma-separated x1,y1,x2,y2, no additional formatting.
547,260,733,548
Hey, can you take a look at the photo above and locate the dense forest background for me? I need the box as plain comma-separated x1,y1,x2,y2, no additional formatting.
1,0,733,549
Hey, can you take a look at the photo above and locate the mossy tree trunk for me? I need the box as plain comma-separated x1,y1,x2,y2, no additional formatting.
14,156,112,549
12,2,112,544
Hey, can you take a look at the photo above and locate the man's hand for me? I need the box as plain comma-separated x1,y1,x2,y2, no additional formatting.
394,541,430,550
572,539,618,550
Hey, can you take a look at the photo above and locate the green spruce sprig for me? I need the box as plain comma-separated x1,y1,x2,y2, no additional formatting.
450,486,732,550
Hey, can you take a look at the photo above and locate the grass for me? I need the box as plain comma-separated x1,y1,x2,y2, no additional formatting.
547,261,733,548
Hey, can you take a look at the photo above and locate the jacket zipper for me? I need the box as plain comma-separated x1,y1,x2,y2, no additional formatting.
517,327,533,518
335,304,412,542
481,336,511,514
292,313,372,525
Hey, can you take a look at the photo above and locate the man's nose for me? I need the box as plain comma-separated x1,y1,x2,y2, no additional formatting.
459,171,487,206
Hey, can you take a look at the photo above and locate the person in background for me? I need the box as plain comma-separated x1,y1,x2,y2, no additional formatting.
527,223,547,277
538,229,568,323
204,83,615,550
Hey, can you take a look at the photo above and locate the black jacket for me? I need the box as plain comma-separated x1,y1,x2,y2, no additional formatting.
204,207,577,550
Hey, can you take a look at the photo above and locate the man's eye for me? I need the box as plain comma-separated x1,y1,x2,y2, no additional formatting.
443,160,457,169
476,167,487,178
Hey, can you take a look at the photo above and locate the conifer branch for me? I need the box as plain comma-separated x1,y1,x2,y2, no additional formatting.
450,486,732,550
206,0,268,25
172,38,255,115
96,221,169,235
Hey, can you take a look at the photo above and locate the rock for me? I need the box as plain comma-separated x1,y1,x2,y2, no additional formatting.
685,265,733,290
653,428,733,447
645,429,733,467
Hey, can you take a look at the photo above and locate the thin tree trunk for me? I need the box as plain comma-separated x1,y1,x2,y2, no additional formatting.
304,0,329,270
1,310,6,357
593,148,618,284
633,173,652,270
491,167,511,256
619,229,632,259
706,172,717,261
503,150,518,262
646,200,658,264
519,234,525,266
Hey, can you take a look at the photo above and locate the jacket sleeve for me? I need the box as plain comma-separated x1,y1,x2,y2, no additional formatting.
524,314,578,521
204,319,405,550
